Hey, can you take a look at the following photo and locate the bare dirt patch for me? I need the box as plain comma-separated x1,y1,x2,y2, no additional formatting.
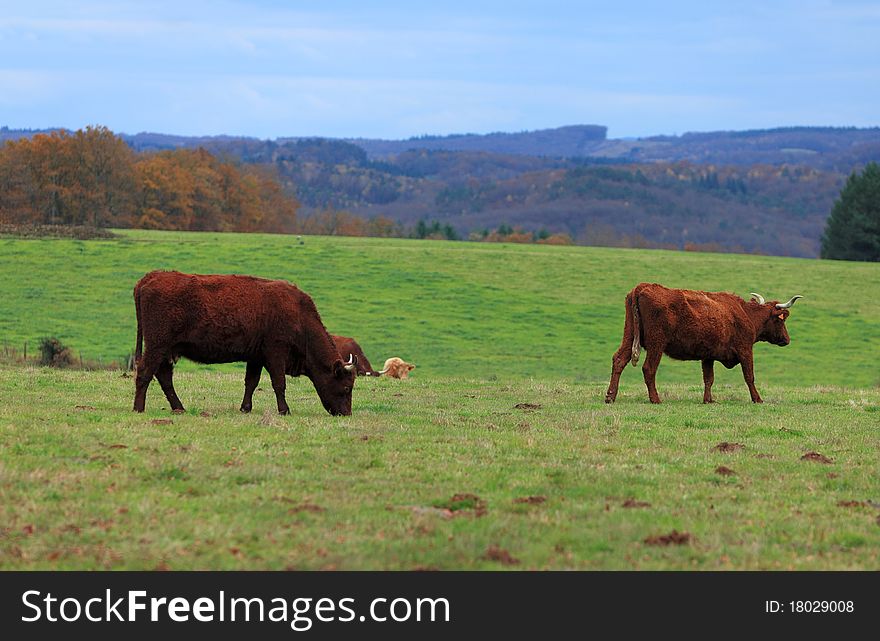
715,466,736,476
74,405,97,411
801,451,833,464
644,530,693,546
755,453,775,459
713,442,744,453
483,545,520,565
622,499,651,508
288,503,325,514
514,402,542,410
513,495,547,505
150,419,173,426
107,444,127,449
432,493,487,517
836,500,867,508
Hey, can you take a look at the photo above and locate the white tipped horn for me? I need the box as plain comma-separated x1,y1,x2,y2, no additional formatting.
776,295,803,309
749,292,765,305
343,353,357,372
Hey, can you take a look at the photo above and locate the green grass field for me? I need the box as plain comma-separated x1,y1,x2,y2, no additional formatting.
1,229,878,385
0,230,878,569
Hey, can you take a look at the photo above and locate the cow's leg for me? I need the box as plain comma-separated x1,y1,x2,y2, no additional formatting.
155,360,185,413
740,352,762,403
133,350,165,412
265,357,290,415
701,359,715,404
605,347,631,403
240,360,263,413
606,294,636,403
641,350,663,404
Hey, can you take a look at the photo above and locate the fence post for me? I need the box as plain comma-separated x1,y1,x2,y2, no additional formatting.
24,341,27,361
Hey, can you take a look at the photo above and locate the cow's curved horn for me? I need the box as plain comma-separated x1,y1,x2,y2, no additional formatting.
749,293,765,304
775,295,803,309
343,354,357,372
376,367,389,375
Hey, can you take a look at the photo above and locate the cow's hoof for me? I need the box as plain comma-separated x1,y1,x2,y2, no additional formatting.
172,408,186,414
240,406,252,414
278,408,290,416
604,396,615,404
649,398,662,404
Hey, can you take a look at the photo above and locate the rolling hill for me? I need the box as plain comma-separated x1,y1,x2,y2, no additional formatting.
0,230,876,388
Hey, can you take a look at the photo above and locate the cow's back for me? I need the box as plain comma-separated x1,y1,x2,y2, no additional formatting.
633,283,749,361
135,271,301,363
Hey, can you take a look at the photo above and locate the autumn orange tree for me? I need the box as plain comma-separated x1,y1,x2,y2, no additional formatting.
133,148,299,232
0,126,136,227
0,127,299,233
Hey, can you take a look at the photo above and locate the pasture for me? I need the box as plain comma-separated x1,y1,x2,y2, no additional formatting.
0,230,878,569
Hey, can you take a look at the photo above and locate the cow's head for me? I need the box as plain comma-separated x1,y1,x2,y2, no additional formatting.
750,294,803,346
312,354,357,416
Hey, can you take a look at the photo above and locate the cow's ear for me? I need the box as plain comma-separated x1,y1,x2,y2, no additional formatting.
333,360,345,378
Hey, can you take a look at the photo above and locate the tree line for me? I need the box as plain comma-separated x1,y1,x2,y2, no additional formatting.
2,126,874,259
0,126,297,233
0,127,575,245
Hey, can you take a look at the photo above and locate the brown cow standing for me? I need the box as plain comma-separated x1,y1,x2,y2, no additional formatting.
133,271,357,416
605,283,803,404
331,335,379,376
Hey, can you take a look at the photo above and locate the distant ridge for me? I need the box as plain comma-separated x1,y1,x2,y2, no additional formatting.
3,124,878,169
339,124,608,158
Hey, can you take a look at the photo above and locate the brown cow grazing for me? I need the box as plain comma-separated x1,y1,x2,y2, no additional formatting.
133,271,357,416
331,335,379,376
235,334,373,410
378,357,415,379
605,283,803,404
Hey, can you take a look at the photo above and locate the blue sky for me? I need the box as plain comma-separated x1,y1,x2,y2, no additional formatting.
1,0,878,139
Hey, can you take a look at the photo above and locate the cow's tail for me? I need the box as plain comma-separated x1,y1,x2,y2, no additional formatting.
630,292,642,367
133,285,143,374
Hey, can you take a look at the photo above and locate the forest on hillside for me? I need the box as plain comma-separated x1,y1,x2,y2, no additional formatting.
0,127,297,233
2,124,876,256
164,135,842,256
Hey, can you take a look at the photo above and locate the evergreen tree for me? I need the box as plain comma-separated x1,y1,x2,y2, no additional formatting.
821,162,880,261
